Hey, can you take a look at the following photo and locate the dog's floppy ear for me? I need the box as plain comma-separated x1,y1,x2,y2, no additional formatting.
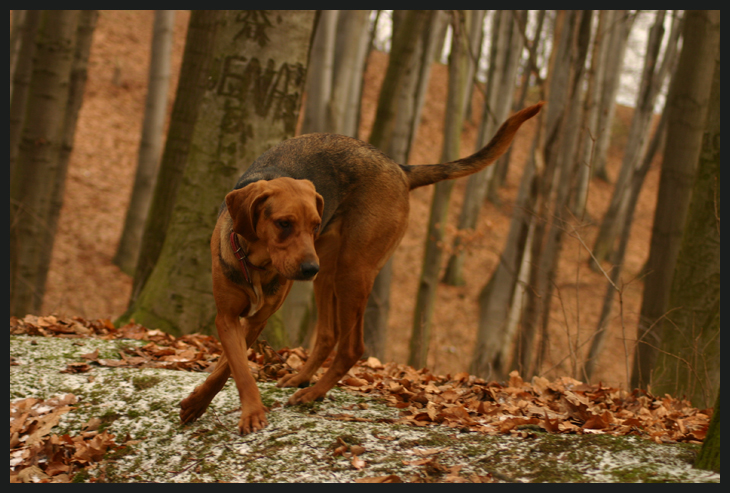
225,181,271,243
315,192,324,221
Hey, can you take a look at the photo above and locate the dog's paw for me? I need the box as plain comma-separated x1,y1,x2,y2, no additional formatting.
179,391,210,424
287,386,326,406
277,372,310,389
238,406,269,435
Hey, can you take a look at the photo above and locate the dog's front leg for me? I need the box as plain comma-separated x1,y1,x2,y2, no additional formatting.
216,312,268,434
180,352,231,424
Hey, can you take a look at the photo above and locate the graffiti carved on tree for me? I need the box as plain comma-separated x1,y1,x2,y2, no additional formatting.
234,10,279,47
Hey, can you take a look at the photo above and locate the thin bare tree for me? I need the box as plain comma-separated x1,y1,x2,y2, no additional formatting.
592,11,635,182
592,10,680,269
408,11,474,369
114,10,176,275
443,10,523,287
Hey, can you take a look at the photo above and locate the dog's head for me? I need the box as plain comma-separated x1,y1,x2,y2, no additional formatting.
225,178,324,280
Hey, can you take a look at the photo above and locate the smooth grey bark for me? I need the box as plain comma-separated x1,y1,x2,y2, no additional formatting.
40,10,98,301
408,11,472,370
498,9,546,193
488,10,527,196
583,97,669,381
301,10,337,134
592,10,681,269
114,10,176,275
407,10,449,160
592,11,635,181
570,10,607,218
442,10,522,287
469,9,583,380
331,10,371,138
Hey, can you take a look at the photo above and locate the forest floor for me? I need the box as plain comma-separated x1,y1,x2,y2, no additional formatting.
10,323,718,483
41,11,662,392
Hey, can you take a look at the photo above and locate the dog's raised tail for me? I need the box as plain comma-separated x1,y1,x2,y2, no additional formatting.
402,102,544,191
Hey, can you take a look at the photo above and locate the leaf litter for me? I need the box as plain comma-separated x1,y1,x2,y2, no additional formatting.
10,315,719,483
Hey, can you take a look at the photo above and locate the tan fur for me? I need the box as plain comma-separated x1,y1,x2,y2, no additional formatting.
180,103,544,434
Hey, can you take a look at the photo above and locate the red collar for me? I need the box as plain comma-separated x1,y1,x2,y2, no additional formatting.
229,231,266,284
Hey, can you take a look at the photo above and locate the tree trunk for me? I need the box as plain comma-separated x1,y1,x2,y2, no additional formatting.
571,10,607,218
650,46,720,408
442,10,520,287
694,386,720,472
469,9,580,380
499,9,546,197
10,10,80,317
38,10,98,301
507,10,577,379
408,11,472,370
114,10,176,275
120,10,316,335
301,10,337,134
592,10,679,269
630,10,720,390
488,10,527,196
363,10,431,358
9,10,42,179
518,9,593,380
462,10,486,123
592,11,634,182
407,10,449,160
507,8,590,379
331,10,371,137
583,103,668,381
127,10,221,306
472,143,537,380
9,10,27,100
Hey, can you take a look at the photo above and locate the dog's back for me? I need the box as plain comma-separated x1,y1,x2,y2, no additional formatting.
232,133,409,232
234,101,544,203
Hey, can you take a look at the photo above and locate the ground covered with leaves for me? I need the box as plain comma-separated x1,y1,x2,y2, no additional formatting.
10,316,719,483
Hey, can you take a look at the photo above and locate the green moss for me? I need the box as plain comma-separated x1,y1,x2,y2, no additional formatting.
71,468,91,483
132,375,162,391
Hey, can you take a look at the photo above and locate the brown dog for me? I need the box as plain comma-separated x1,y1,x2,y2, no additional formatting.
180,102,544,434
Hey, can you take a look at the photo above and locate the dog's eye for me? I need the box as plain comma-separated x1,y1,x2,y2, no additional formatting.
276,220,291,230
313,224,321,234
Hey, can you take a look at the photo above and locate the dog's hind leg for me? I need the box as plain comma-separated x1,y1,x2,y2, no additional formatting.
286,266,371,405
277,257,339,389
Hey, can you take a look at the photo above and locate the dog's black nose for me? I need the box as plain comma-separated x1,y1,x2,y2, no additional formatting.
300,262,319,279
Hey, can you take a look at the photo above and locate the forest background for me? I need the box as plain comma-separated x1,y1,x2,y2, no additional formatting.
10,10,719,407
